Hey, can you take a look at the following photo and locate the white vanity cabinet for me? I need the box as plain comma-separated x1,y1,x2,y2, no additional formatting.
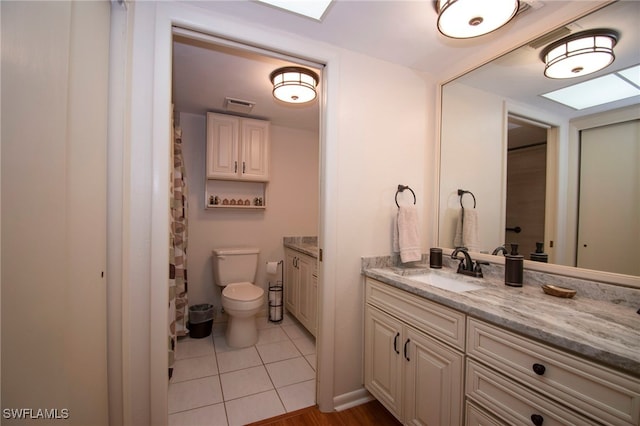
364,278,465,425
284,248,317,336
466,318,640,426
206,112,270,181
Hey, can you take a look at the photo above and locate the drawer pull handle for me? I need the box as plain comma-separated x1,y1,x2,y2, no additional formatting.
404,339,410,361
532,363,546,375
393,333,400,354
531,414,544,426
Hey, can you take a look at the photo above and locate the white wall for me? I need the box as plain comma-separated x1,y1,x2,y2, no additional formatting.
331,50,433,398
179,112,319,315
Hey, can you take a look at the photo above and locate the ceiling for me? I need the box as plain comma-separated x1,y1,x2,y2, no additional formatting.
172,1,639,132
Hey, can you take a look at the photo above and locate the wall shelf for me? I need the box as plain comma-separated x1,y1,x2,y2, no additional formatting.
205,179,266,210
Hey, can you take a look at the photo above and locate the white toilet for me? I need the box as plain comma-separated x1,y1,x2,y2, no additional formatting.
212,247,264,348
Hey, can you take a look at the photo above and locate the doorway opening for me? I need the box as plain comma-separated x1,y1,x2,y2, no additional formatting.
506,115,551,259
168,27,322,424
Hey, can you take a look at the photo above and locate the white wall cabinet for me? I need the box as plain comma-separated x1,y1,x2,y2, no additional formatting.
364,278,464,425
205,112,269,209
284,248,318,336
206,112,270,181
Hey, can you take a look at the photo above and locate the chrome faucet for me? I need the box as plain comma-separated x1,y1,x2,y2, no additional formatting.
451,247,485,278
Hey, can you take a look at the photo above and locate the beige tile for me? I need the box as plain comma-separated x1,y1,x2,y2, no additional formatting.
171,355,218,383
168,376,223,414
256,315,280,329
213,334,233,353
304,353,316,371
276,379,316,412
265,357,315,388
281,323,307,340
220,365,273,401
256,327,289,345
292,334,316,355
216,347,262,374
168,402,227,426
256,340,301,364
225,390,285,426
177,336,215,359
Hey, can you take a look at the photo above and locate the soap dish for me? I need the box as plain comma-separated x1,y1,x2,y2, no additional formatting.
541,284,576,298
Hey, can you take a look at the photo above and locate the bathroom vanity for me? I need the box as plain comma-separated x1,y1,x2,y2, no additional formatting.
362,260,640,426
283,237,318,337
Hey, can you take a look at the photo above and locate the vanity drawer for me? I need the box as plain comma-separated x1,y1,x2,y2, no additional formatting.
465,401,503,426
366,278,465,351
466,359,598,426
467,318,640,426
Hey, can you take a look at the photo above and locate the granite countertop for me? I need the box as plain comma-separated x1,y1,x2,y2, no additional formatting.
283,236,318,258
363,265,640,377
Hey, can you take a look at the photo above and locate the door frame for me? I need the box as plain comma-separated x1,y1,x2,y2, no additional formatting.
112,2,341,424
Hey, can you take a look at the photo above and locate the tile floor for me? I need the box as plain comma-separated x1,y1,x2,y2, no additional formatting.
169,313,316,426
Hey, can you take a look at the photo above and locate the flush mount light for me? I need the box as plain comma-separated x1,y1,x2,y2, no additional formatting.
540,29,618,79
269,66,319,104
436,0,519,39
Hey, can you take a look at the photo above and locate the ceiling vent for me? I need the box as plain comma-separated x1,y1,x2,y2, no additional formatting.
528,26,573,50
224,97,255,114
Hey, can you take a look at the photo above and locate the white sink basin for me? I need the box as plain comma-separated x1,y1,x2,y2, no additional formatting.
406,273,484,293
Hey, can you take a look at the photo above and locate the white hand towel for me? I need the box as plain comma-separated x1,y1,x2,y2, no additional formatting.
453,208,479,252
396,205,421,263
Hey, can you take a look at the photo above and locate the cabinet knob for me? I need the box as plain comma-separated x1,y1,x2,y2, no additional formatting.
531,414,544,426
532,363,546,375
393,332,400,354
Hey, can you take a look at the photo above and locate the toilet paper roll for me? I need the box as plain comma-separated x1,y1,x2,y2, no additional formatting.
266,261,279,275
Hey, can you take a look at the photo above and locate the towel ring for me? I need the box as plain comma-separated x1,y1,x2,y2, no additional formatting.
457,189,476,209
395,185,416,208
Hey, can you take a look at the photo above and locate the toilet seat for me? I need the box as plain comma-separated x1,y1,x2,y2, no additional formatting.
222,282,264,302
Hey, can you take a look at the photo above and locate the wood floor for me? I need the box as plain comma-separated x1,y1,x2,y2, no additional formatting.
248,400,401,426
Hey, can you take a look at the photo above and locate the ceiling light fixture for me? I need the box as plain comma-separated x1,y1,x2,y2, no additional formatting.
436,0,519,39
540,29,618,79
269,66,319,104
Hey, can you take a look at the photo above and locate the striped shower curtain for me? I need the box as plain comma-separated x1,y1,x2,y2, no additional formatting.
169,125,189,378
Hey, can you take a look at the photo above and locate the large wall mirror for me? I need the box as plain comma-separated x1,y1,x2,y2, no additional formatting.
439,1,639,284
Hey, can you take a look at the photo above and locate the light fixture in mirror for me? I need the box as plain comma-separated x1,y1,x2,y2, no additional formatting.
270,66,319,104
438,0,640,283
541,29,618,79
437,0,519,39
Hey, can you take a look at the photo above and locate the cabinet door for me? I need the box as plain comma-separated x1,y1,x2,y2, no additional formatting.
240,118,270,181
284,251,298,316
207,113,239,179
404,326,464,426
297,255,314,332
364,305,404,421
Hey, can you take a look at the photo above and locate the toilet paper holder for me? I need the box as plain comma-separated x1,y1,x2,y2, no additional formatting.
267,260,284,323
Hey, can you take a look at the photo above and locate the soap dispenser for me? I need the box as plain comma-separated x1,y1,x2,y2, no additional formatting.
530,242,548,263
505,243,523,287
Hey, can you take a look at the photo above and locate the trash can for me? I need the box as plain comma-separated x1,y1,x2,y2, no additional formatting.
189,304,215,339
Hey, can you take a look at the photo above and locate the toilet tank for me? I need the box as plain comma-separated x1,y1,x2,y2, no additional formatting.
212,247,260,287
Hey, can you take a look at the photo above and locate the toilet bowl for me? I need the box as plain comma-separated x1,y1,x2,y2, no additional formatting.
212,247,264,348
221,282,264,348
